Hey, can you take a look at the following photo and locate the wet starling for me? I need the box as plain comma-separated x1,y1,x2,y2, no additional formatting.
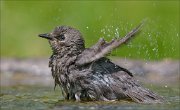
38,22,164,103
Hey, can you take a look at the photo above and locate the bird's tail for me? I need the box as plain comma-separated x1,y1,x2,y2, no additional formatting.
125,85,164,104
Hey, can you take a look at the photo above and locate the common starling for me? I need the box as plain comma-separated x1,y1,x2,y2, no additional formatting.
38,22,164,103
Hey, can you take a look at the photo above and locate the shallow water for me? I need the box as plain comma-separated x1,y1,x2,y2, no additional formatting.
0,84,179,110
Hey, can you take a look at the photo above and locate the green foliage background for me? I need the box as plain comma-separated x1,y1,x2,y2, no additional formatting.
1,1,179,60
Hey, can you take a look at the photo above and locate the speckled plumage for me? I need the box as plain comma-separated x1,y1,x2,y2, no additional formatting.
39,23,164,103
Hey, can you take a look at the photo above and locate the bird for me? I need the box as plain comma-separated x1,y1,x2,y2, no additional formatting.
38,22,164,103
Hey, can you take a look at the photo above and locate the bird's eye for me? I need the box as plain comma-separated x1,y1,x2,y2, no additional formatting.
56,34,65,41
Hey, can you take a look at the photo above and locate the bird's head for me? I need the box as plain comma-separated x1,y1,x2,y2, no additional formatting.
39,26,85,54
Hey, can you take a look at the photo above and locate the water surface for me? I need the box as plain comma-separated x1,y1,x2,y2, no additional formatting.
0,84,179,110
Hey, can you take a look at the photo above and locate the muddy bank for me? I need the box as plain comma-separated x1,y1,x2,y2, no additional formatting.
0,58,179,86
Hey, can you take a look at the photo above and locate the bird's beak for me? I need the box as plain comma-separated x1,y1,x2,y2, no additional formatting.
38,33,52,40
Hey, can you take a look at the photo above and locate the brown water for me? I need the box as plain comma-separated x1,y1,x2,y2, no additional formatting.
0,84,179,110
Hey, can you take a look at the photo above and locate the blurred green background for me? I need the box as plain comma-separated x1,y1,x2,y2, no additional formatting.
1,1,179,60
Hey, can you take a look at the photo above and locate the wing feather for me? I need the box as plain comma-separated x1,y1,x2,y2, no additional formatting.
91,62,164,103
76,22,144,66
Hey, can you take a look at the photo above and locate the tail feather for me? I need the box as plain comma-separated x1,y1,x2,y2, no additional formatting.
126,86,164,103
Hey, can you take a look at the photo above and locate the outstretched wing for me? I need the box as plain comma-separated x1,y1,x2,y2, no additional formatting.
75,22,143,66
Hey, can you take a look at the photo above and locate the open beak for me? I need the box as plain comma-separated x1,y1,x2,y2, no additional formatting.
38,33,52,40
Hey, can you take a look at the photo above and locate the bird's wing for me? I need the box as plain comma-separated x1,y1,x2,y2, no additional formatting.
88,58,163,103
77,58,134,100
91,57,133,77
75,22,143,66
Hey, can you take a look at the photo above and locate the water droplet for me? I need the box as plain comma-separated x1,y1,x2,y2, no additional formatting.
107,34,111,37
107,28,110,32
152,48,156,51
115,27,119,38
